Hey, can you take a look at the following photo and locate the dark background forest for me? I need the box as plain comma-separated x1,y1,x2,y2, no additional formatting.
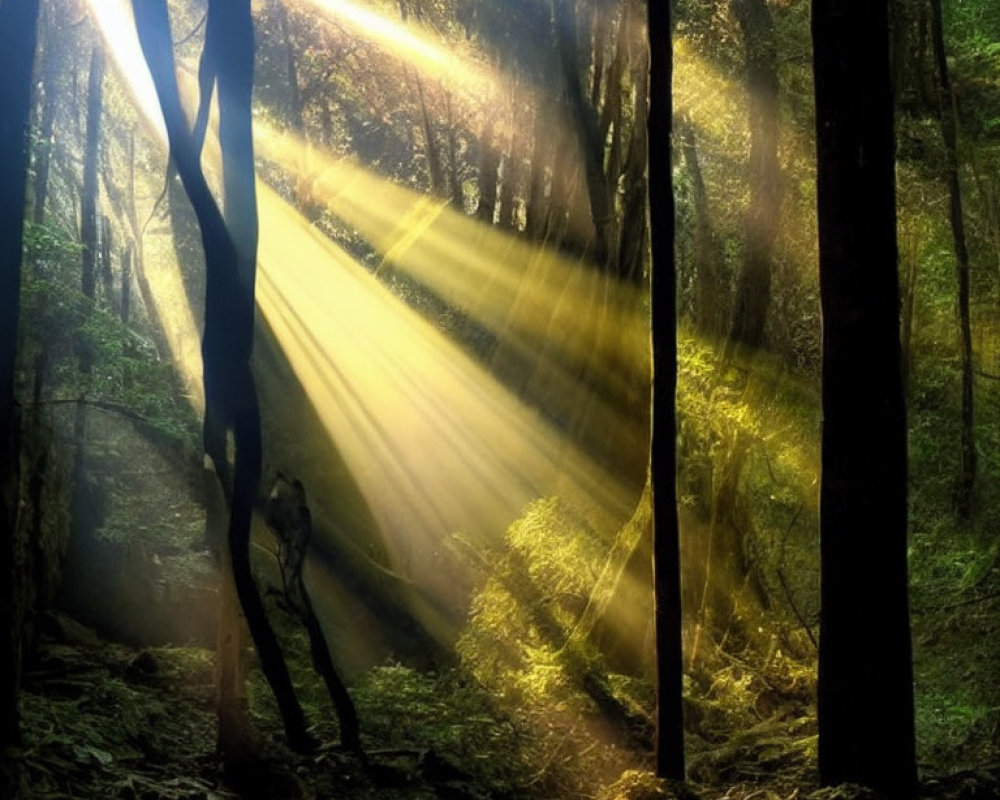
0,0,998,798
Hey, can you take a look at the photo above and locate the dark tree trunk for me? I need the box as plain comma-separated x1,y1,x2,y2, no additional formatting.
554,0,614,270
648,0,685,783
80,49,104,308
0,0,40,753
476,119,500,222
445,92,465,209
273,0,304,134
100,215,115,308
32,4,60,230
617,0,648,285
812,3,917,798
525,104,552,240
132,0,313,754
679,120,725,336
727,0,780,355
121,244,133,324
929,0,976,520
415,75,445,195
497,120,518,229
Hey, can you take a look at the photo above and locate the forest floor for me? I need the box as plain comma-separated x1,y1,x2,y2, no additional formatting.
3,615,1000,800
2,416,998,800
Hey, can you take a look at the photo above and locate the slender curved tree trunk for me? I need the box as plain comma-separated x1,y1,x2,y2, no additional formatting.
132,0,314,754
812,2,917,798
648,0,685,783
0,0,40,753
929,0,976,520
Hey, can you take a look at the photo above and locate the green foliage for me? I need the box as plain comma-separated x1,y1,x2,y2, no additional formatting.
455,498,653,795
457,497,608,707
676,332,821,633
19,259,198,447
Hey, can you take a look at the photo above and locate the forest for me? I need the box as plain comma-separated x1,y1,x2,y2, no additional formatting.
0,0,997,798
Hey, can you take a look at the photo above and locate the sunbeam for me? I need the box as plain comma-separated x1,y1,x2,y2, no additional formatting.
87,0,644,616
289,0,496,100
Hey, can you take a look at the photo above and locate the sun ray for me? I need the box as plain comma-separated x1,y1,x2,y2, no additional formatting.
287,0,496,100
85,0,643,619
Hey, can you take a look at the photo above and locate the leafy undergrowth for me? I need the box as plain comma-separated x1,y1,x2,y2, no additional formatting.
2,616,998,800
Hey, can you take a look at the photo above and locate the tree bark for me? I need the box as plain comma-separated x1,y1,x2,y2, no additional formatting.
679,120,725,336
476,118,500,222
132,0,314,753
929,0,976,520
554,0,615,270
726,0,780,356
812,2,917,797
0,0,40,754
80,49,104,309
445,92,465,210
31,3,60,230
274,0,304,134
617,0,648,286
648,0,685,782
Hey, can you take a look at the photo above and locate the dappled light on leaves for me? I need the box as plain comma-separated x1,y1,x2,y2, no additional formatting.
289,0,495,100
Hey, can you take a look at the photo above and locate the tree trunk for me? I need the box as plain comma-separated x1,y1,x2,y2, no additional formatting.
132,0,313,753
445,92,465,210
476,118,500,222
679,120,725,336
80,48,104,311
726,0,780,356
525,103,552,240
617,0,648,286
100,215,115,308
31,3,60,230
929,0,976,521
0,0,40,754
812,2,917,797
497,110,518,230
121,244,133,324
274,0,304,134
648,0,685,782
415,75,445,195
207,460,255,762
554,0,614,270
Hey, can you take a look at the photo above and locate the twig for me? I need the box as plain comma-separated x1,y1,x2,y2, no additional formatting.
775,568,817,650
913,590,1000,614
174,11,207,46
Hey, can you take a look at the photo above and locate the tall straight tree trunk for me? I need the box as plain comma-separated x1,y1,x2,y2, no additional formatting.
445,92,465,209
554,0,615,270
929,0,976,520
476,118,500,222
680,120,724,336
32,4,60,230
273,0,303,134
648,0,685,783
80,49,104,311
120,244,132,324
0,0,40,754
727,0,780,355
812,3,917,798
